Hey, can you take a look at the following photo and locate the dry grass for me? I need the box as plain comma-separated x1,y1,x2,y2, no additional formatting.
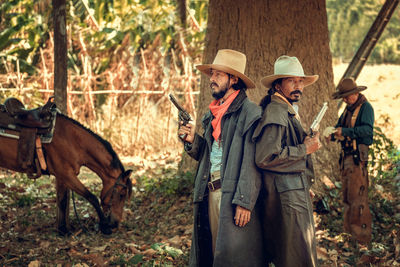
1,58,399,161
0,34,200,159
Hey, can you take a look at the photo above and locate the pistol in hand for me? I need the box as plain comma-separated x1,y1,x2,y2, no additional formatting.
169,94,192,125
169,94,192,140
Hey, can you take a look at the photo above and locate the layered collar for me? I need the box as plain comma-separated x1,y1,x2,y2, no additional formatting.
272,93,301,121
346,93,367,112
225,89,247,115
341,93,367,127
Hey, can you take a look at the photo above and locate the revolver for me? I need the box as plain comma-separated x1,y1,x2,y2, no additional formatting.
169,94,192,139
310,102,328,137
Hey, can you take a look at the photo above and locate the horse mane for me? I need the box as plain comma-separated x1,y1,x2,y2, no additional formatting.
57,113,125,172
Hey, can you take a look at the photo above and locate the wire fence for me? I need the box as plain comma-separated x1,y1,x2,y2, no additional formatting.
0,38,202,158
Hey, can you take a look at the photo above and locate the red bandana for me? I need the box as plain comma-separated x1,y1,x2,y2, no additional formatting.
209,90,240,141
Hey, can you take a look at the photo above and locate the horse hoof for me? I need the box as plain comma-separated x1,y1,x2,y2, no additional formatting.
99,224,112,235
58,226,71,236
101,227,112,235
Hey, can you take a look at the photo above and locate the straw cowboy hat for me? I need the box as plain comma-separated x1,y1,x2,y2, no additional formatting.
196,49,256,88
261,55,319,88
332,77,367,99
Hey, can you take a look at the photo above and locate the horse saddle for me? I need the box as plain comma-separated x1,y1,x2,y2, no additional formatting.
0,96,58,179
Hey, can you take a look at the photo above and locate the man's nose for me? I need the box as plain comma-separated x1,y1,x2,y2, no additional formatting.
294,82,303,90
210,74,216,83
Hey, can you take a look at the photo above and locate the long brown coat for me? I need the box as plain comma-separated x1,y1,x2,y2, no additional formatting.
253,95,317,267
186,90,265,267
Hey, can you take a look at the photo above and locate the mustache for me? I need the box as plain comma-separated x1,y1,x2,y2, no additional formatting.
290,90,302,96
210,82,219,89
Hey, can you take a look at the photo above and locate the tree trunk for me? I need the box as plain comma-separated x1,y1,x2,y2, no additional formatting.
181,0,340,194
52,0,67,114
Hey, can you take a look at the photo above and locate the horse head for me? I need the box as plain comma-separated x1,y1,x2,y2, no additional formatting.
100,169,133,230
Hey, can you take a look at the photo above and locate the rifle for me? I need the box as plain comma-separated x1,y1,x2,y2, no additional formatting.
310,102,328,137
169,94,192,140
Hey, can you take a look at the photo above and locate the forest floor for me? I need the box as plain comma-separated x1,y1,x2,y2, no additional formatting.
0,151,399,267
0,156,193,267
1,64,400,266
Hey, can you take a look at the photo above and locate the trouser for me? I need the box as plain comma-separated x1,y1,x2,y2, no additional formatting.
261,175,317,267
341,155,372,244
208,171,222,254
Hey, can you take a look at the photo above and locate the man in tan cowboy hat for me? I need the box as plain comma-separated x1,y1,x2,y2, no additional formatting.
327,77,374,244
178,49,265,266
252,55,321,267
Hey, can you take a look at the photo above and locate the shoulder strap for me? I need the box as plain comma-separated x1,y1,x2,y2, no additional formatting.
351,104,362,128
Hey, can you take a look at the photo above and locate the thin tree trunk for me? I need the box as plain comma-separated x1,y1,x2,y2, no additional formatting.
180,0,340,193
52,0,67,114
53,0,69,225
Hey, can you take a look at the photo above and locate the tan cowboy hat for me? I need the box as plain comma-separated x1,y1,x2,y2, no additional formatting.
196,49,255,88
332,77,367,99
261,55,319,88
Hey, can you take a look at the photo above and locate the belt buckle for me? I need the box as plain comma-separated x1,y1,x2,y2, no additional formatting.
208,181,215,191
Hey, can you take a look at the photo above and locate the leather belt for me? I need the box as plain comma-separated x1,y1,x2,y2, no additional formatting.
208,179,221,192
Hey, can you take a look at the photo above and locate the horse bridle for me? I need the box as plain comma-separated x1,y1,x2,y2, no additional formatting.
100,171,128,217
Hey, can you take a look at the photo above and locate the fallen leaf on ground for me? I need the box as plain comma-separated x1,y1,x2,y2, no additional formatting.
143,248,157,257
168,235,181,246
90,245,108,252
357,254,380,265
316,247,329,260
126,243,140,254
82,253,106,267
40,241,51,248
28,260,41,267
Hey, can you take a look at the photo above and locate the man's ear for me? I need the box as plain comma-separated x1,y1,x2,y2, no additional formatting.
230,75,239,86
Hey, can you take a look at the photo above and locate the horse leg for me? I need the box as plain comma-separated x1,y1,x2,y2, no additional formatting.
55,173,112,234
55,178,71,235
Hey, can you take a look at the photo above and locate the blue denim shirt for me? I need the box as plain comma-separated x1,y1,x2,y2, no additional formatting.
210,139,223,174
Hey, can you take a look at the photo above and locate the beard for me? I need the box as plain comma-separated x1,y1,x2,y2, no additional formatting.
210,81,229,100
288,90,302,103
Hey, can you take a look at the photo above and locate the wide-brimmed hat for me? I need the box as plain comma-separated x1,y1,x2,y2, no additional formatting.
196,49,255,88
261,55,319,88
332,77,367,99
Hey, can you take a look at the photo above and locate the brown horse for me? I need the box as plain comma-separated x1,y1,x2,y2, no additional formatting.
0,112,133,235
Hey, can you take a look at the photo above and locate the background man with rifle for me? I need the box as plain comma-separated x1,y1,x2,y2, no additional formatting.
253,55,321,267
175,49,265,266
327,77,374,244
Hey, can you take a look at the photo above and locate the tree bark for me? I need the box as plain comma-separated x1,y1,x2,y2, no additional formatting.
176,0,187,28
181,0,340,194
52,0,67,114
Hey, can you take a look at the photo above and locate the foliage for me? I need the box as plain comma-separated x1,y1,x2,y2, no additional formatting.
0,0,208,158
327,0,400,63
3,0,400,77
0,0,51,74
108,244,185,266
0,0,208,75
369,126,399,183
137,168,193,197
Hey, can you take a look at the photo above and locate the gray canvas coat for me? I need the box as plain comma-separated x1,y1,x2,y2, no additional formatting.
185,89,265,267
252,95,317,267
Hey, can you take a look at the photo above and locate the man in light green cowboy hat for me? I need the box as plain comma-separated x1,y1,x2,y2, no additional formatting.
178,49,265,266
253,55,321,267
